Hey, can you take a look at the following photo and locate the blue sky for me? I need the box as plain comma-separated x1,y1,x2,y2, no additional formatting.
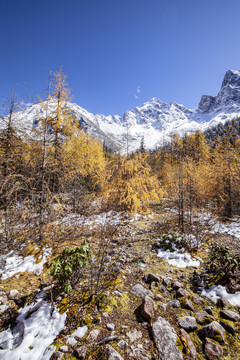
1,0,240,115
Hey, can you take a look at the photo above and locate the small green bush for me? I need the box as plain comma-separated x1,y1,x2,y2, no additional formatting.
50,243,92,293
206,242,240,281
158,230,189,251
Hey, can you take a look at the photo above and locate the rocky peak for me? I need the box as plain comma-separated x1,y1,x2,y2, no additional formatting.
198,95,216,113
221,69,240,89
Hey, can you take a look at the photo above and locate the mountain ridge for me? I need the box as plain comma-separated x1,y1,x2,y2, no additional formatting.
4,69,240,153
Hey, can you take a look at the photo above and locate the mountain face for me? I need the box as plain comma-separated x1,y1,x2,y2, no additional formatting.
6,70,240,153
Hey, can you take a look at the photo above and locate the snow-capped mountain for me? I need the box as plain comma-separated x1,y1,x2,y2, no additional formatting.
4,70,240,153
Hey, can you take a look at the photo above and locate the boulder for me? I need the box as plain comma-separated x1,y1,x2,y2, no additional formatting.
220,310,240,322
140,296,156,321
195,310,214,325
178,316,197,332
198,321,226,344
73,345,88,359
180,328,197,359
105,344,124,360
204,337,224,360
176,288,190,298
143,273,160,284
130,284,154,299
152,316,184,360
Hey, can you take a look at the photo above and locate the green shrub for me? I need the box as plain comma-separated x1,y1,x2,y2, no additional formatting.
158,230,190,252
206,243,240,280
50,243,92,293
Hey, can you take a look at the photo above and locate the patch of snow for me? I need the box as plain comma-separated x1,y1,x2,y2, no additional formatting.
0,248,52,280
0,291,67,360
66,325,88,346
201,285,240,306
56,210,124,228
157,249,201,268
210,217,240,240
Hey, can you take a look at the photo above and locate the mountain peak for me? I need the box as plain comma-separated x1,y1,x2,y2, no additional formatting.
221,69,240,89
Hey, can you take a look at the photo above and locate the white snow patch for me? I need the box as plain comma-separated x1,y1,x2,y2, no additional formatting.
210,217,240,240
201,285,240,306
157,249,201,268
56,210,123,227
66,325,88,346
0,248,52,280
0,292,66,360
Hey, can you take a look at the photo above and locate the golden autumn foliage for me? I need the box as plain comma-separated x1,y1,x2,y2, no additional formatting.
102,152,164,213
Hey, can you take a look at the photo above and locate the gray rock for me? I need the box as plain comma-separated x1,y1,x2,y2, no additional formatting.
159,303,167,311
220,309,240,322
204,307,213,315
195,310,214,325
216,297,229,308
169,300,180,308
220,320,236,335
199,321,226,344
172,281,184,290
180,329,197,359
192,296,204,305
140,295,156,321
59,345,68,353
178,316,197,332
105,344,124,360
86,329,101,342
152,316,184,360
162,277,172,286
117,340,128,349
126,328,142,342
176,288,190,298
106,323,115,331
181,298,194,311
130,284,154,299
159,285,168,294
12,321,25,348
143,273,160,284
204,337,223,359
7,289,19,300
73,345,88,359
98,336,120,346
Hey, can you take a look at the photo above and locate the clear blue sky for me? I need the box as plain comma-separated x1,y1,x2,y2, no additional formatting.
1,0,240,116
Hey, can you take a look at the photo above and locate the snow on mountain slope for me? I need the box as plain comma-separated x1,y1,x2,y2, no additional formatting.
3,70,240,153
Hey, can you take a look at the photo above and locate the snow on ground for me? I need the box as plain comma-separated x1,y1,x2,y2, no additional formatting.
0,247,52,280
209,217,240,240
66,325,88,346
157,249,202,268
201,285,240,306
0,291,66,360
55,210,124,227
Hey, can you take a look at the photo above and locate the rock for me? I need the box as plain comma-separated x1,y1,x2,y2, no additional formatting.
143,273,160,284
140,296,156,321
178,316,198,332
59,345,68,353
220,309,240,322
176,288,190,298
159,303,167,311
220,320,236,335
106,323,115,331
180,329,197,359
152,317,184,360
126,328,142,342
50,352,64,360
0,293,8,305
204,337,224,360
172,281,184,290
192,296,204,305
169,300,180,308
105,344,124,360
181,298,194,311
155,294,164,302
86,329,101,342
12,321,25,348
159,285,168,294
117,340,128,349
204,307,213,315
195,310,214,325
7,289,19,300
98,336,120,346
130,284,154,299
198,321,226,344
216,297,229,308
73,345,88,359
162,277,172,286
129,347,150,360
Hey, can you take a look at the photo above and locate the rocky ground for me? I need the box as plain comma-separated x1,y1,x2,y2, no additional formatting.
0,207,240,359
